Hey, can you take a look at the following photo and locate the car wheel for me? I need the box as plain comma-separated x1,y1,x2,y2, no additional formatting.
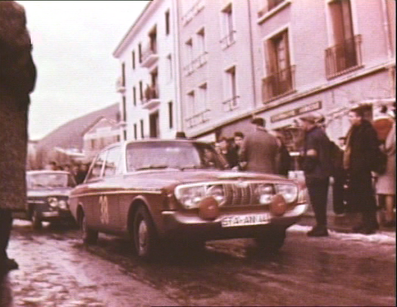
80,211,98,244
31,209,42,230
133,206,158,259
255,227,286,252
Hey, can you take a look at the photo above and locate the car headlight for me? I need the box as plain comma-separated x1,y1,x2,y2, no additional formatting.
256,184,274,205
175,184,225,209
58,200,68,210
48,197,59,208
206,185,225,204
276,184,298,203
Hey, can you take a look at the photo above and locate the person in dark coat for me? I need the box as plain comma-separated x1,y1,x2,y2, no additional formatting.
0,1,36,274
218,137,239,169
344,107,380,234
239,117,279,174
300,114,333,237
273,132,291,177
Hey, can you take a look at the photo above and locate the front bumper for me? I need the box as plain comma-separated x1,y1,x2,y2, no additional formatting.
38,210,73,221
160,203,308,240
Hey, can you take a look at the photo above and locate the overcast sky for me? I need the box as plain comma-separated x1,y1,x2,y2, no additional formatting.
17,1,150,140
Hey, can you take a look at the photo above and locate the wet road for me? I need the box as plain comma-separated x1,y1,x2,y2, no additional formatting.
1,221,395,307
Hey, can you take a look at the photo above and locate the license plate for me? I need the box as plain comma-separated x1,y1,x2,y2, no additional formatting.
221,213,270,228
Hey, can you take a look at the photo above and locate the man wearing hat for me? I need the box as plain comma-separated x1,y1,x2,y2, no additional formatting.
239,117,279,174
300,113,333,237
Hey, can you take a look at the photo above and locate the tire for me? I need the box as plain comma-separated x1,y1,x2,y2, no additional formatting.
31,208,42,230
132,206,158,259
255,227,286,252
80,211,98,244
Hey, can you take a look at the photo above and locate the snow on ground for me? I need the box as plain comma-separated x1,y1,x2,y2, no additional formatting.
289,224,396,245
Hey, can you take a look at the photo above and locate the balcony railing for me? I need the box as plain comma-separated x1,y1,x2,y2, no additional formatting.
116,77,125,94
142,85,160,110
141,43,159,68
182,0,205,25
222,95,239,112
220,31,236,49
193,52,208,69
325,35,362,79
262,65,295,103
185,109,211,128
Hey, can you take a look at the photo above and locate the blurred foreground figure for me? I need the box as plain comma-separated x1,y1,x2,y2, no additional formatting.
0,1,36,275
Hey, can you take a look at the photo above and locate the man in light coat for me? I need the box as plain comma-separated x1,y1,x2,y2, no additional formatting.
239,117,278,174
0,1,37,274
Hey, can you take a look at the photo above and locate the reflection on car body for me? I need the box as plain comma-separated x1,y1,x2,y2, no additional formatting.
25,170,76,229
69,140,308,259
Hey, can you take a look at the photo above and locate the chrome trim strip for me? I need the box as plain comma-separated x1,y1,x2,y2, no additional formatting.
69,190,162,199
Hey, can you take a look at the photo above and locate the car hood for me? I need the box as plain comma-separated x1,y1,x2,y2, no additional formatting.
27,188,71,198
118,169,290,191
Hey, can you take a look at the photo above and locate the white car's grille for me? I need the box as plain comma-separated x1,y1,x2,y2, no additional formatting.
222,183,273,207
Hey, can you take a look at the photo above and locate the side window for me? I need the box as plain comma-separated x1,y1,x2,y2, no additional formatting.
86,151,107,181
103,146,122,177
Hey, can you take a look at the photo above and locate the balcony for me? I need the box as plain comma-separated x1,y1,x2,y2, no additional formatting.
325,35,362,79
141,43,159,68
182,0,205,26
193,52,208,69
222,96,239,112
262,65,295,103
142,85,160,110
220,31,236,50
185,109,211,128
116,77,125,94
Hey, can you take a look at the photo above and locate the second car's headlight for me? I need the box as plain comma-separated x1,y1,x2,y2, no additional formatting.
276,184,298,203
175,184,225,209
48,197,59,208
58,200,68,210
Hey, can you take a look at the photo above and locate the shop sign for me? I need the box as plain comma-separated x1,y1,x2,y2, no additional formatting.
270,101,322,123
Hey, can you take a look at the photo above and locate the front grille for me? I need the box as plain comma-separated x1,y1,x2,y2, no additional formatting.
222,182,271,207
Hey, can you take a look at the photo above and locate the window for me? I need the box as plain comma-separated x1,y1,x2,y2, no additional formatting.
149,26,157,54
326,0,361,78
133,86,136,106
223,66,238,110
221,4,235,48
185,38,194,74
132,51,135,69
263,29,294,101
87,151,107,181
198,83,208,112
103,146,122,177
122,96,127,121
139,81,143,102
168,101,173,129
138,43,142,63
166,54,173,82
121,62,126,86
134,123,138,140
196,28,207,66
140,119,144,139
165,10,170,35
187,90,195,117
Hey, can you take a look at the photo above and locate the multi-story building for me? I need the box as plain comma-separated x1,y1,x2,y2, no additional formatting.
177,0,257,142
115,0,395,147
249,0,396,146
113,0,181,141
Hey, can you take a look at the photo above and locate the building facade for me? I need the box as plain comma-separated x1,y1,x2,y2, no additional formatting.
113,0,181,141
115,0,395,147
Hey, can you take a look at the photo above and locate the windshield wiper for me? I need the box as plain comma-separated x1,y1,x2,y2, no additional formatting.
136,165,171,171
179,165,201,170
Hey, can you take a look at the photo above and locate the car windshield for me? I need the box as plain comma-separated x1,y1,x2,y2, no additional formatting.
27,173,76,189
126,141,226,172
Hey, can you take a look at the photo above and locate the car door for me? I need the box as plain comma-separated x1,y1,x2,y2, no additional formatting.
83,150,107,231
100,145,123,232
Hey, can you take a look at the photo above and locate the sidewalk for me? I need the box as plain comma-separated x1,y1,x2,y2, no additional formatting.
300,210,396,234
